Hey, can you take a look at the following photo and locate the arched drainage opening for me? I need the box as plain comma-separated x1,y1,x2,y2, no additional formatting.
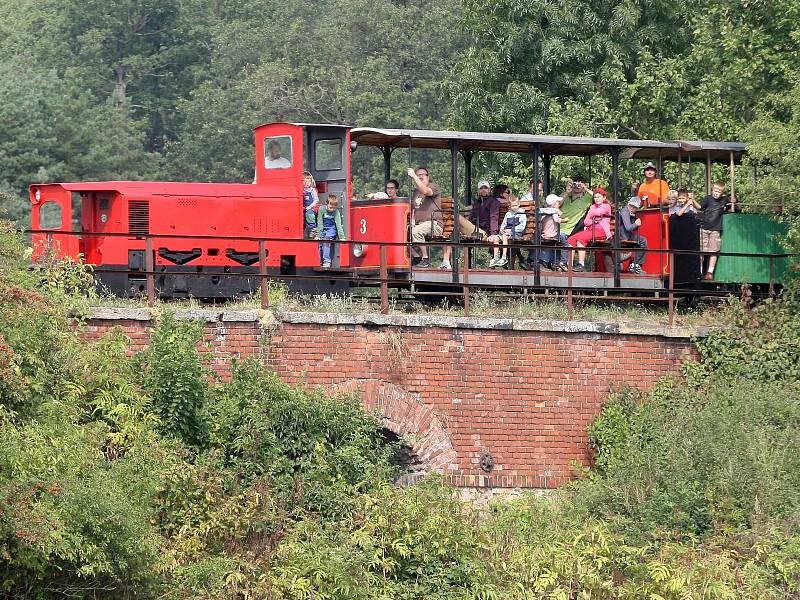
380,428,427,486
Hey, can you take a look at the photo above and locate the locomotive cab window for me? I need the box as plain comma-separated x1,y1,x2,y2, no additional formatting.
264,136,293,170
39,201,63,229
315,139,343,171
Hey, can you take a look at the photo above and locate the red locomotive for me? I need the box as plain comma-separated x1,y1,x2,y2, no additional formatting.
30,123,406,296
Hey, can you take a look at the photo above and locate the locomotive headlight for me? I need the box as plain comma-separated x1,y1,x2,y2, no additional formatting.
100,214,108,223
352,243,366,258
33,188,41,202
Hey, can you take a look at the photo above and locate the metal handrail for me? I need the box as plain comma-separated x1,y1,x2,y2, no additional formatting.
26,228,794,323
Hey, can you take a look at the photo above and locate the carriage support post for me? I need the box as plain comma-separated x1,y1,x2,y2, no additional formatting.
145,236,155,307
769,255,775,298
567,261,574,320
611,148,621,289
259,240,269,310
380,146,393,183
668,252,675,326
729,151,736,211
462,259,470,316
379,244,389,314
543,154,552,195
449,140,460,284
532,143,541,287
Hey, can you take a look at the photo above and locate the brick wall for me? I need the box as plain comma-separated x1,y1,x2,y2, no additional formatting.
82,308,704,489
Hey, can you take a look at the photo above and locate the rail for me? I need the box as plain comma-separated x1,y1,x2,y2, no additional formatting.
26,228,793,326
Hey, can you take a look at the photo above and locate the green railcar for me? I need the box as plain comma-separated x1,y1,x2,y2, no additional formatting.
715,213,789,284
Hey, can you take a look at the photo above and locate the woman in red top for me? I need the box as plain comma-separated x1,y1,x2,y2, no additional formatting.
567,187,612,272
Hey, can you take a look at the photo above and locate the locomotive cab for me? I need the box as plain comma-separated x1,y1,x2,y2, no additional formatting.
254,122,353,270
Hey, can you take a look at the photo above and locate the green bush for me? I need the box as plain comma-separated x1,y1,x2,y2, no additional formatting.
0,405,164,598
270,480,497,599
584,360,800,539
686,298,800,384
137,312,210,449
209,359,396,518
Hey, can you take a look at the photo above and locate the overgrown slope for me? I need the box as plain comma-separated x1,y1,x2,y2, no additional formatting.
1,222,799,598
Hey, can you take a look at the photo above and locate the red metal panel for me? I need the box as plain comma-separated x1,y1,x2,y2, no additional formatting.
349,199,410,271
253,123,304,186
638,209,671,276
595,209,670,276
28,184,79,261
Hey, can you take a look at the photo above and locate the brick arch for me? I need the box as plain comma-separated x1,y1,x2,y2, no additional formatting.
327,379,457,478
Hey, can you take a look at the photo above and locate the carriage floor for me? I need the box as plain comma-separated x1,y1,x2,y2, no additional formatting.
411,267,664,291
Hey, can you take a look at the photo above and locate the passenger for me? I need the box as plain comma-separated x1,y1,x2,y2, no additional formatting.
520,178,544,203
672,188,700,216
491,184,512,204
439,182,496,268
265,139,291,169
365,179,401,200
538,193,571,271
559,177,593,236
666,189,679,214
618,196,648,274
637,162,670,207
491,194,527,268
700,182,734,280
303,171,320,237
567,187,612,272
468,180,501,240
386,179,401,199
408,166,444,269
316,194,346,268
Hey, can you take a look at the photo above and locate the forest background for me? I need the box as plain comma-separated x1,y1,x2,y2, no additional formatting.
1,0,799,226
2,0,800,598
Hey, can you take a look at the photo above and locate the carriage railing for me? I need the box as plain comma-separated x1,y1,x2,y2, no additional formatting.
25,228,793,325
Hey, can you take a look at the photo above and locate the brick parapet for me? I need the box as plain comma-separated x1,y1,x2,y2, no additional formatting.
79,307,703,489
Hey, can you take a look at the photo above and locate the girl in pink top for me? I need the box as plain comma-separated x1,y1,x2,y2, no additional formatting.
567,187,612,271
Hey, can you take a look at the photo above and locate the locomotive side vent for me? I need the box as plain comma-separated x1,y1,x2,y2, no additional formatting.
128,200,150,236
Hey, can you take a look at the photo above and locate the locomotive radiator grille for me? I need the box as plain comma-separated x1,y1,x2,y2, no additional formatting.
128,200,150,235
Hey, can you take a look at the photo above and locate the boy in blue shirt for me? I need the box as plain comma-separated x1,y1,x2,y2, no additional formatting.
316,194,346,268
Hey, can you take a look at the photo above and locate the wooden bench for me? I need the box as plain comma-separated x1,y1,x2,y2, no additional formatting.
423,196,454,242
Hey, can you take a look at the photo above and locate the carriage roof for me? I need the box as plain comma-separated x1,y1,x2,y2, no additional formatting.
350,127,746,163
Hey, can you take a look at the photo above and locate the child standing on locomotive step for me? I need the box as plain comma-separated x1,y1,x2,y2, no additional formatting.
491,195,527,268
316,194,346,268
303,171,320,237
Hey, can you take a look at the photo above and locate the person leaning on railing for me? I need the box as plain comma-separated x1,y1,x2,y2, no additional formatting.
700,181,734,281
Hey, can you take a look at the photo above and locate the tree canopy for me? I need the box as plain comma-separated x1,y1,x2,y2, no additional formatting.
2,0,798,231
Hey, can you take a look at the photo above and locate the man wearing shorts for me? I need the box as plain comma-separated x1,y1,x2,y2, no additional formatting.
408,166,443,269
700,182,733,280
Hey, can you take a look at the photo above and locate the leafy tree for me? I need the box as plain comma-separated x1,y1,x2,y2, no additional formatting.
448,0,689,134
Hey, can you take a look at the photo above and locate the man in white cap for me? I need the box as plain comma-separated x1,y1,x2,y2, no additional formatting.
467,180,500,237
618,196,649,274
637,162,670,208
